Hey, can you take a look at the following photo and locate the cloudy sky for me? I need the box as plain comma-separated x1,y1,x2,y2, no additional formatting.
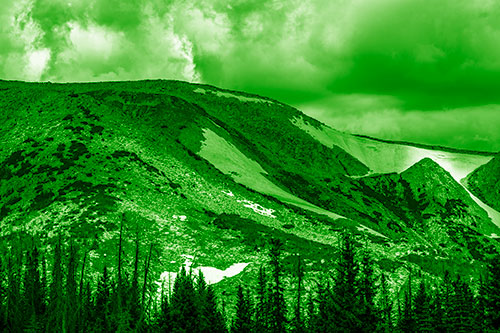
1,0,500,152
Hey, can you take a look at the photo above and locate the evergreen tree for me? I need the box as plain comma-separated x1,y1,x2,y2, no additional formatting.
413,281,432,332
358,253,378,332
475,275,487,332
430,287,445,332
379,273,392,332
47,238,64,332
484,257,500,330
268,238,287,333
205,285,227,333
6,252,22,331
65,241,78,332
313,281,336,332
95,265,111,332
23,245,45,330
232,285,253,333
449,275,475,333
333,232,361,331
129,227,142,329
291,255,305,333
168,266,200,332
255,265,270,332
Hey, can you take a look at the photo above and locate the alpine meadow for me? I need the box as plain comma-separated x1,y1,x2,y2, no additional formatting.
1,1,500,332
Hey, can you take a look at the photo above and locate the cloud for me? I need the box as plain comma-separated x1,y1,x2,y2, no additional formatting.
1,0,499,150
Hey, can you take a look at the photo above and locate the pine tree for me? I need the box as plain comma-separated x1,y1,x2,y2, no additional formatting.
6,252,23,331
129,226,142,329
379,273,392,332
268,238,287,333
168,266,200,332
232,285,253,333
313,281,336,332
255,265,270,332
430,287,445,332
475,275,487,332
23,245,45,330
65,241,78,332
333,232,361,331
484,257,500,330
413,281,432,332
47,238,65,332
95,265,111,332
358,253,378,332
449,275,475,333
205,285,227,333
291,255,305,333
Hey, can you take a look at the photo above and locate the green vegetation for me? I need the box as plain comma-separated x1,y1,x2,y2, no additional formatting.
1,234,499,332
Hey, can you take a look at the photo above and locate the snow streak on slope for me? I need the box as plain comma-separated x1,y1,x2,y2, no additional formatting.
198,128,345,220
293,118,500,227
194,88,273,104
293,118,492,181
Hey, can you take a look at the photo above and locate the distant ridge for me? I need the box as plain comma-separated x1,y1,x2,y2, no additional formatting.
354,134,497,156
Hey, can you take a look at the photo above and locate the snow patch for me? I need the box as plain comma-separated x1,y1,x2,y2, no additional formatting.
222,190,235,197
292,117,492,181
172,215,187,221
158,255,250,289
194,87,273,104
237,199,276,218
199,128,346,221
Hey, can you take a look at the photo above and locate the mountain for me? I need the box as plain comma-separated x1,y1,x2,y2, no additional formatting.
465,153,500,212
0,79,499,290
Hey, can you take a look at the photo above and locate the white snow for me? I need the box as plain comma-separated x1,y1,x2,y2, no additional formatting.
172,215,187,222
194,87,273,104
199,128,345,220
222,190,235,197
237,199,276,218
292,117,493,181
293,117,500,229
158,254,250,289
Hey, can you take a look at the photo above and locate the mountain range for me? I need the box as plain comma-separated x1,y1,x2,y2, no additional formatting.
0,79,499,292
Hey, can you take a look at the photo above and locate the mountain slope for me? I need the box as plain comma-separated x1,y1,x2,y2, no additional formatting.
0,79,498,287
465,153,500,212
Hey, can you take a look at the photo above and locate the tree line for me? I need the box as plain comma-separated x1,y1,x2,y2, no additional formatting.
1,230,500,332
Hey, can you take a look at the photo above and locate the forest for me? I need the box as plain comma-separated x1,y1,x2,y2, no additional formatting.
1,229,500,332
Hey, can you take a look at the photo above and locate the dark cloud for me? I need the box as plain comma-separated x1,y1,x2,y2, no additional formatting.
1,0,499,150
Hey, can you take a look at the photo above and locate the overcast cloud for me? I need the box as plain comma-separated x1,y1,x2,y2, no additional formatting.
1,0,500,151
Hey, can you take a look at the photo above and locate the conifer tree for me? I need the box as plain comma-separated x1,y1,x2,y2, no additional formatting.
291,254,305,333
232,285,253,333
475,275,487,331
430,286,445,332
205,285,227,333
268,238,287,333
23,245,45,329
333,232,361,331
449,275,475,333
255,265,270,332
168,266,199,332
314,281,336,332
6,252,22,331
413,281,432,332
358,253,378,332
47,238,64,331
66,241,78,332
0,257,5,331
95,265,111,331
379,273,392,332
484,257,500,330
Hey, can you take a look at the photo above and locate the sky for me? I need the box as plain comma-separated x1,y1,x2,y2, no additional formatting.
1,0,500,152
